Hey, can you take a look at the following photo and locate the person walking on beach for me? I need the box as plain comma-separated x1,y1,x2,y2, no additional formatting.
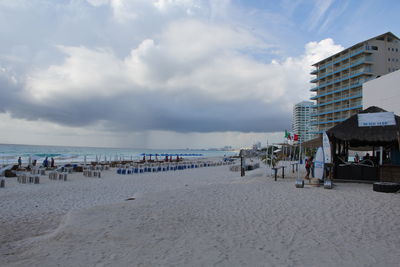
51,157,55,168
305,156,313,179
18,157,22,168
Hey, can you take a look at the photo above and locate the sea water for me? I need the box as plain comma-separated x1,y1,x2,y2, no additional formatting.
0,143,237,166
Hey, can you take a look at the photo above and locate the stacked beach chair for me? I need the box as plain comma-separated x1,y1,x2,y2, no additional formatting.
83,165,103,178
16,170,40,184
48,170,67,181
116,159,236,175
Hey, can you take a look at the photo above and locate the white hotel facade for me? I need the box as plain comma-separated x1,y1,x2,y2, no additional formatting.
310,32,400,134
292,101,315,142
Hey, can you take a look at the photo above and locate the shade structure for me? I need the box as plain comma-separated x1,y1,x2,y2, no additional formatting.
326,106,400,147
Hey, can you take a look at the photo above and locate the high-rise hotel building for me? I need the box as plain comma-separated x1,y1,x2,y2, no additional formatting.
292,101,315,142
310,32,400,134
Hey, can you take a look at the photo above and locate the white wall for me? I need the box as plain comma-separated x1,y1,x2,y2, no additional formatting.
363,70,400,115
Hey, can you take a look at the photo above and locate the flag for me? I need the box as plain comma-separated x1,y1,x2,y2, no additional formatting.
293,134,299,141
285,130,292,140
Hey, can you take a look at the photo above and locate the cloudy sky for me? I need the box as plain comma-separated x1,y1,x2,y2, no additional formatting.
0,0,399,149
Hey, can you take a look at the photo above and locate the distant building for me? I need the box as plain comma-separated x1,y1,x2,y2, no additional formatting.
253,142,261,150
363,69,400,114
292,101,315,142
310,32,400,134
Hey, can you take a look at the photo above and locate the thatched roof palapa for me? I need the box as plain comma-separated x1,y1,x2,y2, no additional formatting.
326,106,400,147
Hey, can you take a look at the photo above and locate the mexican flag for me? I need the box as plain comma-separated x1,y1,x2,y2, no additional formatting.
284,130,291,140
285,131,299,141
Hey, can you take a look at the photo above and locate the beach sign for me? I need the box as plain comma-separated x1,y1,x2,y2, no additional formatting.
358,112,396,127
314,147,324,179
322,132,331,164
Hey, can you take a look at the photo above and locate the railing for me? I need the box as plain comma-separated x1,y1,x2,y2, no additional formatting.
313,104,363,117
310,70,369,91
316,46,368,71
316,93,362,107
311,82,362,100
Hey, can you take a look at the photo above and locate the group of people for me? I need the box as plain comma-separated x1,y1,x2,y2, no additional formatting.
17,156,55,168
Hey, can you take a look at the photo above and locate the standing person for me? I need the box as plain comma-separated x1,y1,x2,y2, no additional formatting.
51,157,55,168
43,157,48,168
18,157,22,168
305,156,314,180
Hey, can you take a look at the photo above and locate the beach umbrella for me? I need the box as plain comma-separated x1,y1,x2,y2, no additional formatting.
28,155,32,167
95,155,99,163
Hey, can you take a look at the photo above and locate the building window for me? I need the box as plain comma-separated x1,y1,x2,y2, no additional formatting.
371,46,378,50
388,48,391,51
396,48,399,52
388,58,391,61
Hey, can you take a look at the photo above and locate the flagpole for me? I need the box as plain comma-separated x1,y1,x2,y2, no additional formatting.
297,139,302,181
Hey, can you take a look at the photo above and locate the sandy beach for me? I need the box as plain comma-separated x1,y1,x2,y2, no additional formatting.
1,162,400,266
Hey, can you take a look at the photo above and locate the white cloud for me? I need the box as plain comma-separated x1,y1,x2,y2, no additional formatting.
306,0,335,31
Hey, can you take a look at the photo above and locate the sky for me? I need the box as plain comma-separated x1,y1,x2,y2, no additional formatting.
0,0,399,149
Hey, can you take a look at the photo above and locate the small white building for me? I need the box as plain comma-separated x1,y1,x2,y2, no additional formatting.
363,69,400,114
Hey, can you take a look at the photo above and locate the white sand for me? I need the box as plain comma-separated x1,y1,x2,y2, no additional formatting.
1,163,400,266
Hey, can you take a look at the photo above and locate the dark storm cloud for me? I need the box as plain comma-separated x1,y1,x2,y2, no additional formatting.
0,1,343,135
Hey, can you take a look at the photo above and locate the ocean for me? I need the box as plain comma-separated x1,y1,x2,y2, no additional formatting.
0,144,237,165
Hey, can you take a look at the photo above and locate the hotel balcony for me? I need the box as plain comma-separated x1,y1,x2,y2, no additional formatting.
315,93,362,107
309,68,372,92
312,104,362,117
311,117,347,126
315,46,372,72
311,82,362,99
309,56,373,83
